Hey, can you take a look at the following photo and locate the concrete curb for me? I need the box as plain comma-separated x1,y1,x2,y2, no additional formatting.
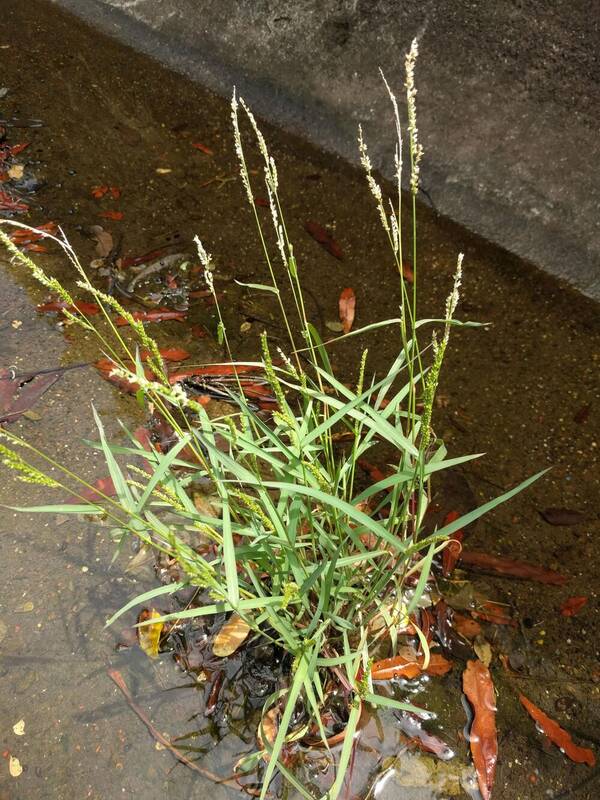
51,0,600,299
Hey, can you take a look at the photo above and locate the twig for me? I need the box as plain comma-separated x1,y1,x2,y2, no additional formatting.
107,667,238,786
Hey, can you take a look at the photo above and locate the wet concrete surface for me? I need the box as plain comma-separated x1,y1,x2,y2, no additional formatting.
51,0,600,300
1,0,599,797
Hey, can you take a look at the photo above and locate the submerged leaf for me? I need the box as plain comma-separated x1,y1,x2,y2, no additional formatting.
459,549,568,585
137,609,164,658
540,507,585,526
212,613,251,657
519,693,595,767
371,650,452,680
559,596,588,617
305,220,343,260
463,660,497,800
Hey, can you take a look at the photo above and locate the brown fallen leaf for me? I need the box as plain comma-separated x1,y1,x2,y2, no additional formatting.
573,404,591,424
540,507,585,526
452,612,482,640
212,613,251,657
463,660,497,800
89,225,113,258
459,549,568,585
559,596,588,617
402,262,414,283
338,287,356,334
257,707,279,761
519,693,595,767
305,220,343,260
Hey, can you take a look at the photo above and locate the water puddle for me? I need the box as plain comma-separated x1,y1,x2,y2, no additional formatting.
1,0,598,797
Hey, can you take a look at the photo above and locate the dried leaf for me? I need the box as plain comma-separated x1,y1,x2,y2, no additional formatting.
137,609,164,659
91,185,108,199
540,508,585,526
7,164,24,180
67,475,116,504
402,262,414,283
191,142,214,155
109,186,121,199
471,600,515,627
212,613,251,657
441,510,463,576
98,210,123,221
257,707,279,761
9,756,22,777
125,545,154,575
459,549,568,585
573,404,591,424
463,660,497,800
305,220,343,260
90,225,113,258
559,596,588,617
338,287,356,334
371,650,452,680
453,612,482,640
115,308,187,325
325,320,344,332
12,720,25,736
519,693,595,767
473,636,492,667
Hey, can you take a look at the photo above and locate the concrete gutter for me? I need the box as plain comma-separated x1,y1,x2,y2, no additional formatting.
51,0,600,299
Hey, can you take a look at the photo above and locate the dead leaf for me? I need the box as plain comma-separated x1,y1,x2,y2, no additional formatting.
452,612,482,640
156,167,172,174
325,320,344,332
7,164,24,180
15,601,34,613
193,493,219,518
212,613,251,657
9,756,22,777
459,549,568,585
137,609,164,659
90,225,113,258
573,404,591,424
98,210,123,221
125,545,154,575
338,287,356,334
402,262,414,283
473,636,492,667
540,508,585,526
519,693,595,766
463,660,497,800
12,720,25,736
441,510,463,577
91,185,108,199
305,220,343,260
257,707,279,761
559,596,588,617
191,142,214,155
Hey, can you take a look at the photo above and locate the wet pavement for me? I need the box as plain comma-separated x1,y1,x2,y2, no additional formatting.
1,0,599,797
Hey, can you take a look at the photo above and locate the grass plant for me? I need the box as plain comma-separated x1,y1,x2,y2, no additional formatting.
0,40,544,799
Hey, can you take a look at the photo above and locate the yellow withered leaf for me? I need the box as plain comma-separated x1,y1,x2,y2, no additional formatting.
212,613,251,657
9,756,23,777
137,609,164,659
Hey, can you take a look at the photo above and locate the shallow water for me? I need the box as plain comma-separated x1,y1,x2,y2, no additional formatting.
1,0,599,797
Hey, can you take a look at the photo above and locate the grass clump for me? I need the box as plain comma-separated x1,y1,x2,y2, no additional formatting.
0,40,543,799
